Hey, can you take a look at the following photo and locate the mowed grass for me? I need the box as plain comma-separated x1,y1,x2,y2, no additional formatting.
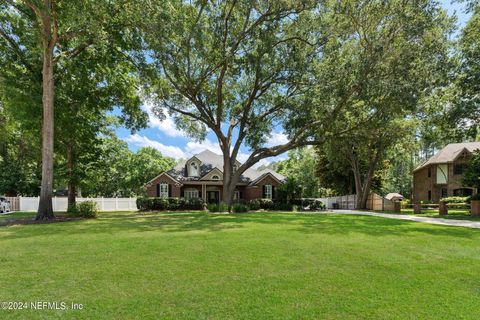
1,211,480,319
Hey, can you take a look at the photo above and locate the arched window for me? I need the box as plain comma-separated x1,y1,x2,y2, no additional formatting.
189,162,199,176
212,175,220,181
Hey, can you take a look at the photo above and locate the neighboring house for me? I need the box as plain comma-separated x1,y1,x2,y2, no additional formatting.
145,150,286,204
412,142,480,203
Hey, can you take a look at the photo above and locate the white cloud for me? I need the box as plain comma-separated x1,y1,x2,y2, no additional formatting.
185,139,222,156
267,131,289,147
126,132,289,169
142,103,184,137
125,134,186,159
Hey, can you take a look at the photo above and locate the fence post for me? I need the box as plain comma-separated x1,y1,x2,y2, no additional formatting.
101,197,105,211
115,197,118,211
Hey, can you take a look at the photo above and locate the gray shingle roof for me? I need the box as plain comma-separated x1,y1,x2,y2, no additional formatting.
166,150,286,184
414,142,480,172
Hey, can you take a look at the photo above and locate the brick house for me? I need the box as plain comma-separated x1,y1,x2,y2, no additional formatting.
412,142,480,203
145,150,286,204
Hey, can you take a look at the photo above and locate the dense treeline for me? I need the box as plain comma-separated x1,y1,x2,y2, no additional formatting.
0,0,478,216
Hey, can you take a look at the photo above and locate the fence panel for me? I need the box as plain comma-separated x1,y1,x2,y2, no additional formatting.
18,197,137,212
5,197,20,211
318,193,395,211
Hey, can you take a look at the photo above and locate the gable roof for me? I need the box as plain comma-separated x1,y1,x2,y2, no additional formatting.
163,149,286,184
414,142,480,172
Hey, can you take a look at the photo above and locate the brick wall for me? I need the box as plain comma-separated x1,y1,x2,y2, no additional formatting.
146,173,181,197
413,166,434,203
244,175,282,201
413,157,477,203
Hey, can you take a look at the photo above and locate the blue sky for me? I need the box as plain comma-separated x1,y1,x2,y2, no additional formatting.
117,0,471,166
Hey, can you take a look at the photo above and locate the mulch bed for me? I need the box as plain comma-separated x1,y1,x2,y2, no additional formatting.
0,214,84,227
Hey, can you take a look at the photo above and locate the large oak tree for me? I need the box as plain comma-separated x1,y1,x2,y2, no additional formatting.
140,0,363,207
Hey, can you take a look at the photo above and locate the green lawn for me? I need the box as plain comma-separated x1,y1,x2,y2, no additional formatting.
0,211,36,221
1,211,480,319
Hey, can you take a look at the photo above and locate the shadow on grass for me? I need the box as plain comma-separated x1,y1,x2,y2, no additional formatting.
1,211,479,242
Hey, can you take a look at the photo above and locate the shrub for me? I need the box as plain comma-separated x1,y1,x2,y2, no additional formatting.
291,198,325,211
232,203,249,213
208,202,229,213
248,199,261,210
68,201,98,218
440,196,469,204
272,202,293,211
136,197,206,211
166,197,181,210
310,199,325,211
183,197,206,210
258,198,274,209
400,198,411,209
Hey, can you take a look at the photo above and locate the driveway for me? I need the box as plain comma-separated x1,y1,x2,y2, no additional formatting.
332,209,480,229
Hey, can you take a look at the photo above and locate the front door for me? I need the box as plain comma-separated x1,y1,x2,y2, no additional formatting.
207,191,219,204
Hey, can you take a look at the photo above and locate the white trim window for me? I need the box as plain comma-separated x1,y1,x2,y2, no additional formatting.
211,175,220,181
264,185,273,199
189,162,199,176
184,189,199,199
159,183,169,198
234,190,241,201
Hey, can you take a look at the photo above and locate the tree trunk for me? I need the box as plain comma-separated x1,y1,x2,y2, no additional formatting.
36,3,55,220
67,143,76,210
221,152,235,211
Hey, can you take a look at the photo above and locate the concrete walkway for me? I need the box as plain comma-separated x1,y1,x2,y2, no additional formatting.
332,209,480,229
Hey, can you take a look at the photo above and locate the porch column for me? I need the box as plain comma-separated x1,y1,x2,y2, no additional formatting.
202,184,206,200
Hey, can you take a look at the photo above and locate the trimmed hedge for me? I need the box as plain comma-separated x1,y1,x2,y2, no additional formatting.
247,198,274,210
291,198,326,211
137,197,206,211
440,196,469,204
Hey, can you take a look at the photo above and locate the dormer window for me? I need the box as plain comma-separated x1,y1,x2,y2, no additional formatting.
212,175,220,181
189,162,199,177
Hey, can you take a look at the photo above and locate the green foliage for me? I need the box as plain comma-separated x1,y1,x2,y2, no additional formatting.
208,203,229,213
81,137,176,197
440,197,470,204
137,197,206,211
469,194,480,201
272,202,294,211
276,148,322,198
67,201,98,219
291,199,325,211
247,199,261,211
232,203,249,213
463,150,480,190
248,199,274,210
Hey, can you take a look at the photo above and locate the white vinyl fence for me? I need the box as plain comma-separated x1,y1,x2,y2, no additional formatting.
17,197,137,212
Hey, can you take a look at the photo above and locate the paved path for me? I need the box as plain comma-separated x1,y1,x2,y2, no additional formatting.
332,209,480,229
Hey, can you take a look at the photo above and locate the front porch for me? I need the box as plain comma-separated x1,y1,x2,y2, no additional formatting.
180,182,246,204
